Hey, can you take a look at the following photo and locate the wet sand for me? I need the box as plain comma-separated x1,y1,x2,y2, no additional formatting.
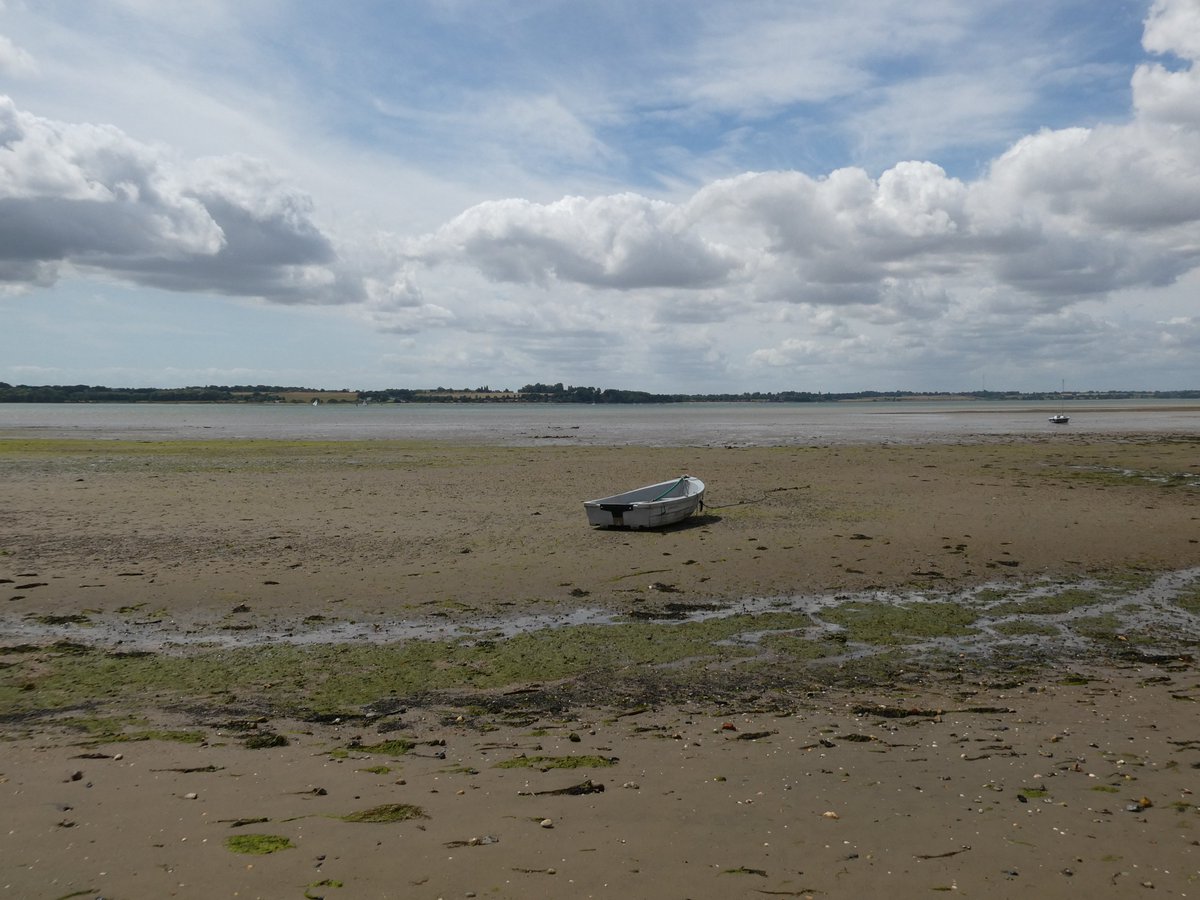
4,663,1200,899
2,435,1199,897
3,435,1199,619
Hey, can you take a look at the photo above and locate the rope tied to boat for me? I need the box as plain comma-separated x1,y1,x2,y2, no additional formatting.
703,484,809,510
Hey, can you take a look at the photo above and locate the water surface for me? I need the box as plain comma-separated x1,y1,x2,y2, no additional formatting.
2,399,1198,446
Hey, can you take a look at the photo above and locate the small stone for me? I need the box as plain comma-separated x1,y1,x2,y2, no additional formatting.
622,781,640,790
184,792,198,800
540,818,554,829
821,810,839,819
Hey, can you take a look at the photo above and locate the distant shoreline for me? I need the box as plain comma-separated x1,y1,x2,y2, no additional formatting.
2,383,1198,405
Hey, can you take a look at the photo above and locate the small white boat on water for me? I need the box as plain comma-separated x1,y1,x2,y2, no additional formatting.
584,475,705,529
1049,379,1069,423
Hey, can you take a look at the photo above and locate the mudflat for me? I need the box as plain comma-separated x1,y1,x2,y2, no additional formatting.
2,435,1199,898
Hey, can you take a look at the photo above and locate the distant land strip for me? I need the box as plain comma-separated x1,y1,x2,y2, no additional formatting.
2,382,1199,405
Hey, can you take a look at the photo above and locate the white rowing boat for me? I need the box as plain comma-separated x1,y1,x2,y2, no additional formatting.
583,475,705,529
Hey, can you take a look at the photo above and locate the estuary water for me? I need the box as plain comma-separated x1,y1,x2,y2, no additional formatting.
1,399,1199,447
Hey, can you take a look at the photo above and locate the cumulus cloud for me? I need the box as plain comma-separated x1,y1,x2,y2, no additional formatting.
1134,0,1200,127
406,123,1200,314
0,95,349,302
1143,0,1200,59
408,193,742,289
356,267,458,334
403,0,1200,327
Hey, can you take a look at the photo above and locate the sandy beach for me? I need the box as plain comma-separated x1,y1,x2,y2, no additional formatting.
2,434,1199,898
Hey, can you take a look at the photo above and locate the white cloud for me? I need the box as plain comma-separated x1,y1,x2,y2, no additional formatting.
1156,315,1200,351
1143,0,1200,59
0,96,222,278
1134,0,1200,126
1133,62,1200,126
409,193,742,289
0,95,351,302
0,32,35,76
402,1,1200,322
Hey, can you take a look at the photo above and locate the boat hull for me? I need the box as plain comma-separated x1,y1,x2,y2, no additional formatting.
584,476,705,529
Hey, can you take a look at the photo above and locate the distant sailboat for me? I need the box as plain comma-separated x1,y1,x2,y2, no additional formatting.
312,399,319,406
1049,380,1069,424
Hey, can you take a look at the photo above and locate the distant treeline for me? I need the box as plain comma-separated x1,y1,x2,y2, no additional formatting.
2,381,1199,404
0,384,300,403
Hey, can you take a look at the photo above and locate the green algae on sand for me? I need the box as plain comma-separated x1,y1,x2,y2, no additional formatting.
4,568,1198,724
225,833,294,854
346,738,414,755
339,803,427,823
822,600,981,644
0,617,774,717
495,754,618,771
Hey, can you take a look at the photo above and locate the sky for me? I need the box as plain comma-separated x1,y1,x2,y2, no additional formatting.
1,0,1198,394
